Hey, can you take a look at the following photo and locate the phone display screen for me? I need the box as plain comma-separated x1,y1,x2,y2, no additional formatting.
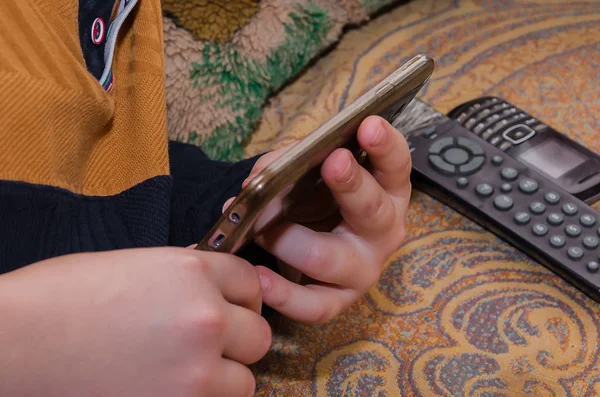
518,138,586,179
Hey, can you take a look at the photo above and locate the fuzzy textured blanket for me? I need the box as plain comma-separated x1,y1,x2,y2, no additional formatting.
162,0,407,160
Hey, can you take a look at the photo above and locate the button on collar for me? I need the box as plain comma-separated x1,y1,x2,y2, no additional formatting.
91,17,105,45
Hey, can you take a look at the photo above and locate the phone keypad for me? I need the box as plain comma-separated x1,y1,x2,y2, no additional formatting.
487,166,600,271
411,122,600,296
455,98,547,148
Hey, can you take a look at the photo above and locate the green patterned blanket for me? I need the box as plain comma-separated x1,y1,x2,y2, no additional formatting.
162,0,407,160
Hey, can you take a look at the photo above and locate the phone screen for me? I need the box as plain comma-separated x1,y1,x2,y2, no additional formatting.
518,138,586,178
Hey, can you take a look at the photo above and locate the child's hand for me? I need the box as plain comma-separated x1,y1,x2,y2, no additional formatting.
0,247,270,396
238,115,412,324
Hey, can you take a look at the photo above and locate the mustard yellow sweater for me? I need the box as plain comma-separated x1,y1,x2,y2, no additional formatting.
0,0,266,272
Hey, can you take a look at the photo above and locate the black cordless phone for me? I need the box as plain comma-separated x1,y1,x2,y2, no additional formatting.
400,97,600,304
447,96,600,204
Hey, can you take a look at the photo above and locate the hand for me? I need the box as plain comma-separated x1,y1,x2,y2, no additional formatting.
0,247,271,397
234,115,411,324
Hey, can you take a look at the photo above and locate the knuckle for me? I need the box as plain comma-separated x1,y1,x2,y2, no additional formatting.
194,308,228,338
184,254,212,276
234,259,262,300
359,192,386,220
346,166,363,193
189,365,214,393
310,301,333,324
268,282,291,309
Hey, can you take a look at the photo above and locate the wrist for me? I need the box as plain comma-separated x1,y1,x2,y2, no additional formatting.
0,272,34,395
0,267,65,396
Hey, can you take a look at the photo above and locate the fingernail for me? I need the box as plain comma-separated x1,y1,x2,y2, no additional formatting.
335,157,354,184
242,173,256,189
222,197,236,213
370,122,385,146
258,273,271,292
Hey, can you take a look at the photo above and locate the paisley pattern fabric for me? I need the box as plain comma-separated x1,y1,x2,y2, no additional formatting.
162,0,406,160
237,0,600,395
164,0,600,395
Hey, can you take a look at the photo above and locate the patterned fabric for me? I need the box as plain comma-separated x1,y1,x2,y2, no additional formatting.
241,0,600,396
164,0,600,395
162,0,406,160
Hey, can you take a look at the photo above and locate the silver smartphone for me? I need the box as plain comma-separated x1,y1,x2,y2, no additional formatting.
197,54,435,254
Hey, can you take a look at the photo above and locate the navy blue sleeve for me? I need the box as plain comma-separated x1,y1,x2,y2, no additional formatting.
0,140,277,280
167,141,279,273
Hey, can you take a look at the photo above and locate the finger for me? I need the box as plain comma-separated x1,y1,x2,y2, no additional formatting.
203,359,256,397
356,115,412,197
256,222,373,289
320,148,397,237
242,141,299,189
255,265,359,324
193,251,263,314
222,304,272,365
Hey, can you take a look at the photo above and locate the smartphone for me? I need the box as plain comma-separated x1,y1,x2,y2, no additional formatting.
196,54,435,254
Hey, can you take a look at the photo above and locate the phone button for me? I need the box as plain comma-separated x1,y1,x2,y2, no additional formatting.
457,137,484,156
502,124,535,144
422,126,437,139
443,147,469,165
428,155,456,175
428,137,454,155
459,156,485,175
